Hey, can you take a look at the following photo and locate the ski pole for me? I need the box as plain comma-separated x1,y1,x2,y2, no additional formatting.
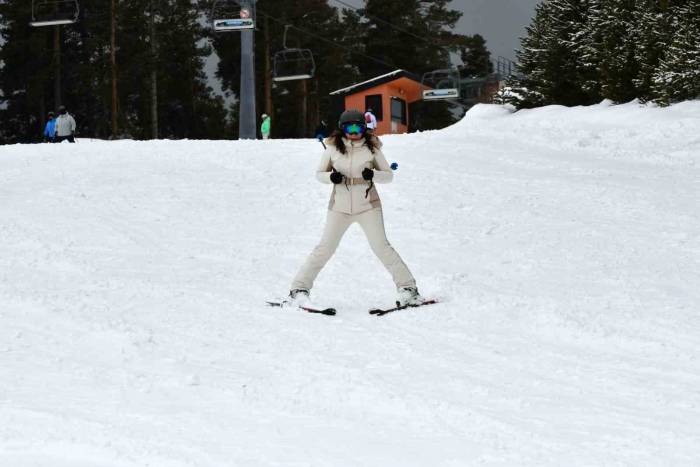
317,135,326,150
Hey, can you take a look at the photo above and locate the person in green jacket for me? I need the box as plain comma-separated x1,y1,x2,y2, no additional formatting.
260,113,271,139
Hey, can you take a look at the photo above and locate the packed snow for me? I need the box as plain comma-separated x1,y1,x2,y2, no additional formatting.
1,100,699,466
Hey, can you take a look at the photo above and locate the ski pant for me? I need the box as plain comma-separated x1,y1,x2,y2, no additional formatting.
291,207,416,291
56,135,75,143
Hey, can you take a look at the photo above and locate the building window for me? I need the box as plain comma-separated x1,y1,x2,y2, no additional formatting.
391,97,407,125
365,94,383,121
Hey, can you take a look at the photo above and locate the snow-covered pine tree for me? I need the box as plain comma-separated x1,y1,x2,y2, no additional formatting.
652,0,700,103
509,0,595,108
575,0,603,99
501,2,551,108
632,0,674,102
584,0,639,103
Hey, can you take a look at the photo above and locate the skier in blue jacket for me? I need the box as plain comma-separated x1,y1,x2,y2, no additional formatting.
43,111,57,143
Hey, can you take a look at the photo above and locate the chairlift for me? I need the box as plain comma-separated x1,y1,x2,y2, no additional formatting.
212,0,254,32
30,0,79,27
421,68,460,101
272,25,316,82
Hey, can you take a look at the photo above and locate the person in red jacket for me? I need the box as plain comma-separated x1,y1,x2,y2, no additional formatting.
289,109,422,306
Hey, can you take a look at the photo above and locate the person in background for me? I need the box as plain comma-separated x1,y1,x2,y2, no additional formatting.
43,111,57,143
261,113,271,140
55,105,77,143
364,108,377,134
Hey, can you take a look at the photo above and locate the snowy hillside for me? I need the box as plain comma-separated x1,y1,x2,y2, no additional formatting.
1,101,699,466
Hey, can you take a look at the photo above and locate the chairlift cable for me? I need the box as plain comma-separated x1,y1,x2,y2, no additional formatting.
328,0,476,104
258,8,402,72
329,0,457,55
259,8,467,108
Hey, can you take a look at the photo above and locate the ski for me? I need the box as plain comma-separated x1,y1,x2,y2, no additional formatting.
369,299,439,317
266,301,336,316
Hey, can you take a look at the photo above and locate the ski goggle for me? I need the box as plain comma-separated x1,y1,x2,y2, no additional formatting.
342,122,366,135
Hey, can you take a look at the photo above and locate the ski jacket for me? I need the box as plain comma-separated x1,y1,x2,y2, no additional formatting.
261,116,271,136
316,136,393,214
55,113,76,137
44,119,56,138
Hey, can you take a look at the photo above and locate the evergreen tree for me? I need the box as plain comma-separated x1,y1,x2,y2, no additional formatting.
209,0,355,138
0,0,227,142
508,0,697,109
632,0,673,102
584,0,639,102
508,0,596,108
118,0,226,139
0,1,58,143
652,0,700,103
361,0,467,131
459,34,493,78
502,2,550,108
360,0,461,77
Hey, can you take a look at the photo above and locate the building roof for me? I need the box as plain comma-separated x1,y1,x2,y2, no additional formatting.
329,69,422,96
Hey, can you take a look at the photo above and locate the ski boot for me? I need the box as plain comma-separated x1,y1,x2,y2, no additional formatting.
287,288,310,307
397,287,424,306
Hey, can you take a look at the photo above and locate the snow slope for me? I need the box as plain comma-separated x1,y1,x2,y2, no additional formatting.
1,101,699,466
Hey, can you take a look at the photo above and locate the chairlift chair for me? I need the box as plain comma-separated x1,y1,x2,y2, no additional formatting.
212,0,255,32
273,49,316,82
272,25,316,82
421,68,460,101
30,0,79,27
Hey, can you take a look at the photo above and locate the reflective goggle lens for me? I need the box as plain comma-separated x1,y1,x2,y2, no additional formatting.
342,122,366,135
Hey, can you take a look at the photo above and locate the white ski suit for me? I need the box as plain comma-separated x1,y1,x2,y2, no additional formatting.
291,136,416,291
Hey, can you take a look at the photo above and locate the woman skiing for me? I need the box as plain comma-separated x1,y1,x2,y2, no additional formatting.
289,109,422,306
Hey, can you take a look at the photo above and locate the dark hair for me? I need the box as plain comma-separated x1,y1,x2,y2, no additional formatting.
329,129,379,155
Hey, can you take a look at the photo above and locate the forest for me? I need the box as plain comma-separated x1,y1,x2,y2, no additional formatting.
503,0,700,108
0,0,491,143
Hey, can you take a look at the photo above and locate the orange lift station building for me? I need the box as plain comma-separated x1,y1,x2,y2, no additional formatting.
329,70,423,136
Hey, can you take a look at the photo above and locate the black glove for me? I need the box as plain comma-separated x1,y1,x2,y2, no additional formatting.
330,170,343,184
362,167,374,181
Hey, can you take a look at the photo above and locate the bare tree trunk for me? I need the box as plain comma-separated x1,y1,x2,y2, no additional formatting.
110,0,118,138
314,77,321,127
263,15,273,120
53,26,61,109
39,93,46,141
150,0,158,139
300,79,308,137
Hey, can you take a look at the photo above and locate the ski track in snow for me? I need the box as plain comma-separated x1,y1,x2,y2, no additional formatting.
1,101,699,466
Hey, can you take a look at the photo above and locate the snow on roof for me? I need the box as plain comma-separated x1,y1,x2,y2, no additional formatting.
329,70,420,96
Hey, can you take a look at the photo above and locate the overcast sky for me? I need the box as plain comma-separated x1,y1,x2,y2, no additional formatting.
451,0,540,62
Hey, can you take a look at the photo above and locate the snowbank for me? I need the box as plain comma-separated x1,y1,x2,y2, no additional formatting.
1,101,699,466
